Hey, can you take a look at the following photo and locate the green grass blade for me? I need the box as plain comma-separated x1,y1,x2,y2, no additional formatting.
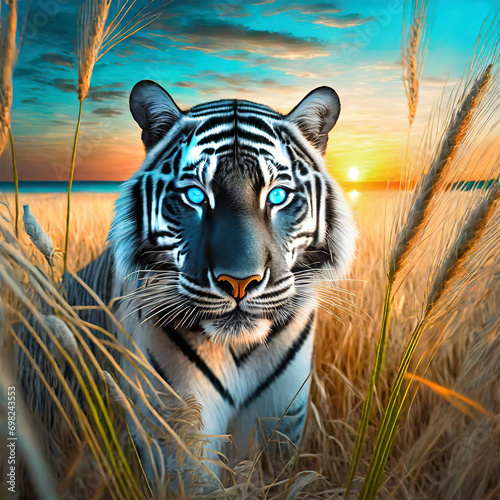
344,281,393,498
358,319,426,499
63,100,83,274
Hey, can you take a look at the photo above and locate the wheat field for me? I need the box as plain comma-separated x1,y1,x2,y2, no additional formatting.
1,189,498,499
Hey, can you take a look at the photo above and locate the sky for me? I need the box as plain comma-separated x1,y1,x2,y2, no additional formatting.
0,0,498,184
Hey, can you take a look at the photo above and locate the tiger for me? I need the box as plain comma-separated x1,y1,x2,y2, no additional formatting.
43,81,356,478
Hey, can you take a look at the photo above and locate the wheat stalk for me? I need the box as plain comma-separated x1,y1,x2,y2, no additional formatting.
402,0,430,126
22,204,56,266
0,0,18,236
0,0,16,154
427,181,500,311
64,0,111,274
77,0,112,102
63,0,160,273
389,64,493,283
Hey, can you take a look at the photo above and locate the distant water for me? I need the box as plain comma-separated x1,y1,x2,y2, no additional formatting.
0,181,122,193
452,180,496,191
0,179,492,194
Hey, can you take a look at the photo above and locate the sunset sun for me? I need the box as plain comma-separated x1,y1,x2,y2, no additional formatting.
348,167,360,181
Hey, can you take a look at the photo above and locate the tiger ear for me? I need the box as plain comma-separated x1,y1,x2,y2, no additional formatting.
129,80,183,152
285,86,340,155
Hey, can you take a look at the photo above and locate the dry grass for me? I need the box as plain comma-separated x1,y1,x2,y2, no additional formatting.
343,47,498,496
1,189,499,499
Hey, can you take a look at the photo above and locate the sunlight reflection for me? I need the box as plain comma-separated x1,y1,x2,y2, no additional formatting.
348,189,360,202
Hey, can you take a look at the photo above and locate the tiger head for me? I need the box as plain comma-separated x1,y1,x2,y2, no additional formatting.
110,80,356,345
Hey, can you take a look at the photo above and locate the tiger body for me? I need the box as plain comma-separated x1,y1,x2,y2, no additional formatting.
115,278,316,453
65,82,356,475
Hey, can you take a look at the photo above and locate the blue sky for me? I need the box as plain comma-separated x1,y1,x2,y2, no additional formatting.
1,0,498,182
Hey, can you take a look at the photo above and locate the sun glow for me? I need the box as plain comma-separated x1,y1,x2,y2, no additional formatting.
348,167,360,181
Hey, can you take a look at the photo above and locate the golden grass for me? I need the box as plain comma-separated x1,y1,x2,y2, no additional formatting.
1,189,499,499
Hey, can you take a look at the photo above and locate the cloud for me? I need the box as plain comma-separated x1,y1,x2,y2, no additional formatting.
130,36,168,50
212,52,281,68
21,97,40,105
34,52,74,68
87,89,127,102
282,70,321,78
14,66,45,78
193,70,279,88
313,13,375,28
211,50,251,62
53,78,76,93
29,75,127,103
361,63,401,72
259,2,372,31
22,9,77,49
92,107,123,117
164,18,330,60
212,1,252,18
422,76,458,88
176,71,307,103
262,2,341,17
51,119,73,125
206,51,335,79
258,0,375,30
175,81,198,88
113,48,138,58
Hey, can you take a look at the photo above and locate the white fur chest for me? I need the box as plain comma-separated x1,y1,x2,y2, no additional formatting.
116,294,316,445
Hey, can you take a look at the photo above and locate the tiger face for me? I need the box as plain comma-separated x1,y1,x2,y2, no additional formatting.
110,80,356,345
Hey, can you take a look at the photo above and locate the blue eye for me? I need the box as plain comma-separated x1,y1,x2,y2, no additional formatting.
186,187,206,205
268,188,288,205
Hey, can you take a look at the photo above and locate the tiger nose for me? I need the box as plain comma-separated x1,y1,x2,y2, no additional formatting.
216,274,262,300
